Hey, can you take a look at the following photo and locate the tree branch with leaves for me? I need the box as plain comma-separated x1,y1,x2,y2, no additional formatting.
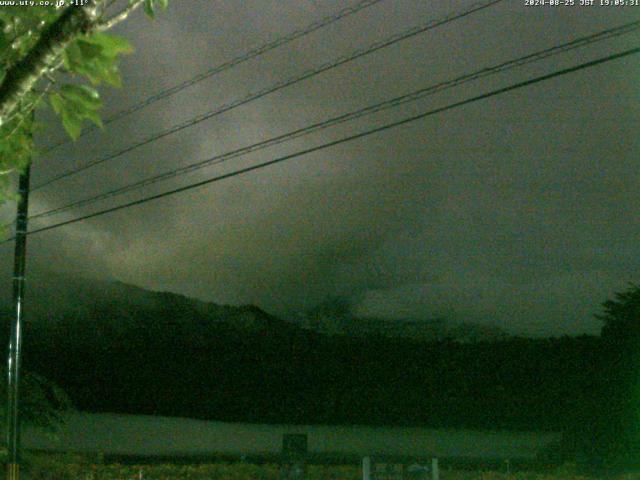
0,0,167,198
0,0,167,433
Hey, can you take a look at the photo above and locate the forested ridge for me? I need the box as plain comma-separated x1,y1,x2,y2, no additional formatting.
0,279,602,433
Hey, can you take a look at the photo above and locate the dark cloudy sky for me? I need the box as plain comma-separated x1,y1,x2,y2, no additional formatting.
1,0,638,336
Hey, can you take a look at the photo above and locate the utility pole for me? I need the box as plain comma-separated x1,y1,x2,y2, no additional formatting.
6,147,32,480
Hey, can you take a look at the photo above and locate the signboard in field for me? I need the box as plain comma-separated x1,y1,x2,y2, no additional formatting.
373,462,404,480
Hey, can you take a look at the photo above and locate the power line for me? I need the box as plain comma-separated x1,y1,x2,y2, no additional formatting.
43,0,386,152
26,19,640,223
9,46,638,242
32,0,505,191
36,0,502,189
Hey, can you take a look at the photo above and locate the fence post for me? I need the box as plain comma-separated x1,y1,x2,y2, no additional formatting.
431,458,439,480
363,456,371,480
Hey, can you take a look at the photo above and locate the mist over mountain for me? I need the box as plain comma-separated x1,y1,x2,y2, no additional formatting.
301,295,511,342
12,276,512,343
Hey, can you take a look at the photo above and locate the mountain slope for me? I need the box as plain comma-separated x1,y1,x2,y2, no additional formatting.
0,277,599,432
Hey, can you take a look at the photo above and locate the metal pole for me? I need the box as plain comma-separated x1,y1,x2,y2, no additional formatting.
6,159,31,480
362,456,371,480
431,458,439,480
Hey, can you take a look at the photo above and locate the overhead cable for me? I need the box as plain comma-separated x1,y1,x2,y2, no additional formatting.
33,0,505,191
10,46,638,241
26,19,640,223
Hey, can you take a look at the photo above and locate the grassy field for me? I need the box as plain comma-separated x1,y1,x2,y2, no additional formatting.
19,457,640,480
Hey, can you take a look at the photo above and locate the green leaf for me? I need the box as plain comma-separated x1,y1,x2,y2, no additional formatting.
63,34,132,85
60,84,102,110
76,39,104,60
102,65,122,88
64,53,113,85
50,86,104,140
60,110,82,140
62,41,84,70
82,109,104,129
156,0,169,9
82,33,133,57
49,92,65,116
144,0,155,18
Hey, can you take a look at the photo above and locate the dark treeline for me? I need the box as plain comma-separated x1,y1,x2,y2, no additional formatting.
10,295,600,431
2,280,638,470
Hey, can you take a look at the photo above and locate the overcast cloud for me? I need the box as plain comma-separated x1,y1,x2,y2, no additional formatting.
0,0,638,336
